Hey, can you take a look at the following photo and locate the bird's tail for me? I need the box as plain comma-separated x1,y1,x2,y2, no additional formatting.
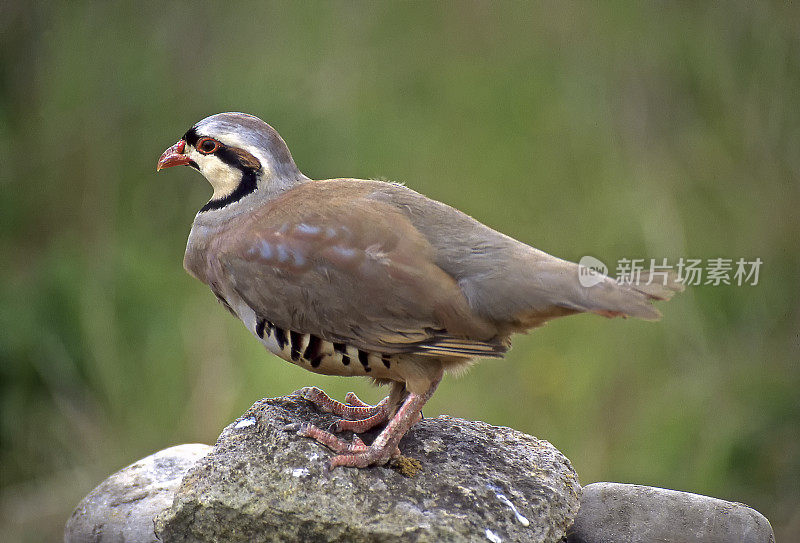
561,266,684,321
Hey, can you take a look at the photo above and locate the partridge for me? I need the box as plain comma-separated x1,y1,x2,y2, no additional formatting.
157,112,682,469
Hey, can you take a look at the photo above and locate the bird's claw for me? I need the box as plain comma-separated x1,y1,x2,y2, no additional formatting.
295,387,392,431
295,422,403,469
327,420,341,433
297,423,370,454
344,391,371,407
292,381,438,468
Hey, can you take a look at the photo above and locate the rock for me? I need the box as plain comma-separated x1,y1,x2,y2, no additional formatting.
65,443,212,543
154,394,581,542
566,482,775,543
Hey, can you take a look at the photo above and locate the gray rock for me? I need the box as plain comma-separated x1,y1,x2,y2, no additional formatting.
155,394,581,542
65,443,212,543
566,482,775,543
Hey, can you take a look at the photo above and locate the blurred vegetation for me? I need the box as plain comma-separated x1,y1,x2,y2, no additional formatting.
1,1,798,541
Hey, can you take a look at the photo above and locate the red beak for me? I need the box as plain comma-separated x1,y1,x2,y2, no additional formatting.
156,140,191,171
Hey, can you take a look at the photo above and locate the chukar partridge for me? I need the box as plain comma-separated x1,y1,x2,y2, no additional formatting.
157,112,682,469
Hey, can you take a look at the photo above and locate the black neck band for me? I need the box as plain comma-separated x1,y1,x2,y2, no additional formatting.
186,126,261,213
199,169,258,213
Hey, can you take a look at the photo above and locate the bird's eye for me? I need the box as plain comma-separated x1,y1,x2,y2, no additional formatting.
197,137,220,154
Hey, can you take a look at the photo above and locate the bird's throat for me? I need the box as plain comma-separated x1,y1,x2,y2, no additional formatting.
200,170,258,213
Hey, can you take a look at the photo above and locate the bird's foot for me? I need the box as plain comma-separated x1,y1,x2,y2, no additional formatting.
332,409,391,433
297,423,401,468
295,386,389,427
297,423,402,469
296,373,442,468
344,391,372,407
297,423,373,454
327,442,402,469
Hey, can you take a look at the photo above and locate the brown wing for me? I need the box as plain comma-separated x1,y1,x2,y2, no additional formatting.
366,182,684,332
210,182,504,357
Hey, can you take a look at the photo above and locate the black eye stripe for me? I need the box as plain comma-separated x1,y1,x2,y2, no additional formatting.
183,127,200,145
184,129,253,171
216,147,239,166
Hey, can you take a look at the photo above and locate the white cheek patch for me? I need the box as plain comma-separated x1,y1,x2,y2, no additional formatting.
191,150,243,200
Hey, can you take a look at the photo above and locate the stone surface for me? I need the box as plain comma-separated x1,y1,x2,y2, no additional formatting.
154,394,581,542
566,482,775,543
65,443,212,543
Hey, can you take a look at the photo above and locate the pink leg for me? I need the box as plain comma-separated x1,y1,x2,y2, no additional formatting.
344,391,371,407
298,372,443,468
334,409,390,433
297,424,369,454
295,386,387,420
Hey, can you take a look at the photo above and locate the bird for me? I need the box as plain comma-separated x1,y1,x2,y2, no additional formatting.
157,112,682,469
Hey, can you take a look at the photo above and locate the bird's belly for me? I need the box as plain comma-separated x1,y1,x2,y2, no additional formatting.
226,293,397,379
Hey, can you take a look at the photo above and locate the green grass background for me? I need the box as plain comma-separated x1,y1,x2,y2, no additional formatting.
1,2,798,540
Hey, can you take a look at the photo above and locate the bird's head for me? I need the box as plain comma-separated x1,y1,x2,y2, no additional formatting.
157,112,305,212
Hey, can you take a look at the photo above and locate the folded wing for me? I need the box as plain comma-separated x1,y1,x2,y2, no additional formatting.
210,184,505,358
